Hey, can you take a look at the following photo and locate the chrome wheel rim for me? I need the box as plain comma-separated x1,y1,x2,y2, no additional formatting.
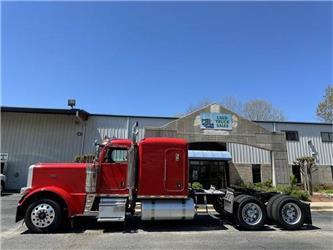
30,203,55,228
281,202,301,225
241,202,262,226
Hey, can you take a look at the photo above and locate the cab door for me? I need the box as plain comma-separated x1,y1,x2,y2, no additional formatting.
165,149,185,192
99,147,128,195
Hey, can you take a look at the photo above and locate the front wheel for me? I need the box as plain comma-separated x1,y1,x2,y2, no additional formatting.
24,199,63,233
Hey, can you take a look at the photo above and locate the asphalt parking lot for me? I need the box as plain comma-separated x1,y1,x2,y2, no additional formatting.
1,194,333,250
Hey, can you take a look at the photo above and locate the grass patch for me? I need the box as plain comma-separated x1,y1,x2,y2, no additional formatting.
314,184,333,194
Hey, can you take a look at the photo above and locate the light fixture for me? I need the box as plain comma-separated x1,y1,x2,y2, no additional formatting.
68,99,76,109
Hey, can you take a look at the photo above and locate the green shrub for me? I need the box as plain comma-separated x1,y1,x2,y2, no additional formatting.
234,179,245,187
262,179,273,189
74,154,95,163
281,185,293,195
290,190,310,201
191,182,203,189
290,175,297,189
74,155,81,163
313,184,333,192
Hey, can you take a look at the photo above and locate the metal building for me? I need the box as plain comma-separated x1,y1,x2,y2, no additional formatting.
1,106,332,190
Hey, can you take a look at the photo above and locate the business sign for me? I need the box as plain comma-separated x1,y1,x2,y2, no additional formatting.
200,113,232,130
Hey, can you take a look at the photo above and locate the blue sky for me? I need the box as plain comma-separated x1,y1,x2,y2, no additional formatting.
1,1,332,121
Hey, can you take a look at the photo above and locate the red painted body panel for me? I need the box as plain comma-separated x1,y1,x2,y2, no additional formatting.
98,162,128,195
25,163,87,215
137,138,189,197
107,139,132,148
19,185,84,217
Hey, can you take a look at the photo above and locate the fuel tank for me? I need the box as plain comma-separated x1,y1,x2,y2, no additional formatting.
141,198,195,220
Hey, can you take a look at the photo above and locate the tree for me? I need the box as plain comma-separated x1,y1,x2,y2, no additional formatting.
181,97,286,121
243,99,286,121
293,156,317,196
182,98,212,115
220,96,243,115
316,85,333,123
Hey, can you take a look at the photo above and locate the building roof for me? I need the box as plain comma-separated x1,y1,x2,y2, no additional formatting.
1,106,332,125
253,120,333,126
1,106,177,120
1,106,88,116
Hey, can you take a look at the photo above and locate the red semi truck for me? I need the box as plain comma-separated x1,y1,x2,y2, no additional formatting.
16,124,312,233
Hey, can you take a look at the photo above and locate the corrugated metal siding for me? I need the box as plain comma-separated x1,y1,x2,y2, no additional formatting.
227,143,271,164
256,122,333,165
82,116,174,154
83,116,129,154
129,117,173,141
1,112,83,189
1,113,174,189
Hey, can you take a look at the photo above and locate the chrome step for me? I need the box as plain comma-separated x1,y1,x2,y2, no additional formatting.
97,197,127,222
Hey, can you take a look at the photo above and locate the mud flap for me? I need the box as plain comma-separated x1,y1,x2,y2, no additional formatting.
303,202,312,225
223,190,234,214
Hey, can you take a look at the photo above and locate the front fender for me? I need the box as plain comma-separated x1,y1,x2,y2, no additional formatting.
16,186,77,222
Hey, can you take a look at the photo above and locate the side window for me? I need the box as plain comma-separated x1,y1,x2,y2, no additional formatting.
103,148,128,163
321,132,333,142
283,130,299,141
111,149,128,162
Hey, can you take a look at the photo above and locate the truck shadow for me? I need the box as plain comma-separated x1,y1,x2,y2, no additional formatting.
20,215,227,234
20,215,320,234
93,215,227,234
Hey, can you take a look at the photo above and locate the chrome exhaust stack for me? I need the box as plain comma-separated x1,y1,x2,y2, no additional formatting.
127,122,139,211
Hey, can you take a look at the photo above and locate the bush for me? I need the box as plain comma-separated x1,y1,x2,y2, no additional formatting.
234,179,245,187
290,190,310,201
191,182,203,189
74,154,95,163
313,184,333,192
262,179,273,189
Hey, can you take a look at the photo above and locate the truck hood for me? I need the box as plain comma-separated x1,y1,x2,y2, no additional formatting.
31,163,88,193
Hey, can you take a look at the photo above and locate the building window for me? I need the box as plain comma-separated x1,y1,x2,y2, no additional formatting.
292,165,302,184
321,132,333,142
252,164,261,183
283,131,299,141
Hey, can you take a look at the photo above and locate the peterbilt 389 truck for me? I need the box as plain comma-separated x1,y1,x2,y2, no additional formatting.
16,124,312,233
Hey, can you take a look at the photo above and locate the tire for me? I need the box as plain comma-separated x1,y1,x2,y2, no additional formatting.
266,194,286,220
272,196,305,230
234,194,247,202
24,198,63,233
236,195,267,230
